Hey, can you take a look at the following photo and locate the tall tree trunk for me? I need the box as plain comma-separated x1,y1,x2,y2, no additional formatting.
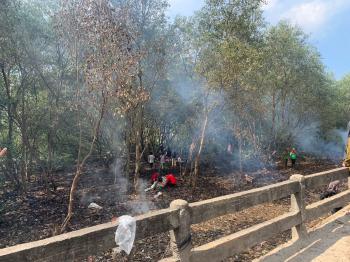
7,102,15,175
233,124,245,183
47,96,54,178
271,90,276,147
281,91,286,127
238,137,243,173
126,117,131,177
20,84,28,192
134,65,144,189
20,130,28,192
47,109,56,191
1,67,19,189
182,141,195,178
134,106,142,188
192,113,208,188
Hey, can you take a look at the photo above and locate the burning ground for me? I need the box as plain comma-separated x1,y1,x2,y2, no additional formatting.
0,156,344,261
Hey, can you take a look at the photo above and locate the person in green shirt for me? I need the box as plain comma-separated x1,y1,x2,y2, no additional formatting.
290,148,297,168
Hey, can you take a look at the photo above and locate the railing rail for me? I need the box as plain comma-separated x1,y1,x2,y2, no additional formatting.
304,167,349,189
0,167,349,262
190,211,301,262
0,208,180,262
190,180,299,225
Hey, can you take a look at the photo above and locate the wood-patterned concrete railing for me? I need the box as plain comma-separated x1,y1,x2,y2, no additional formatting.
0,167,348,262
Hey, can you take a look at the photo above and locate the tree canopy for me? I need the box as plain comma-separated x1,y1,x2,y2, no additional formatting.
0,0,349,195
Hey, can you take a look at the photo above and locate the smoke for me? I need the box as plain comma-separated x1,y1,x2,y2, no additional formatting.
79,158,126,206
111,158,128,198
79,190,101,206
131,179,156,215
112,157,156,215
295,122,347,161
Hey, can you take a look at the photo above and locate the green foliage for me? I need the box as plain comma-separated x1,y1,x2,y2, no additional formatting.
335,74,350,128
0,0,349,190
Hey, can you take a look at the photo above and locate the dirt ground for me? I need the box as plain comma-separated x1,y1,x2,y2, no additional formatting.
0,157,343,261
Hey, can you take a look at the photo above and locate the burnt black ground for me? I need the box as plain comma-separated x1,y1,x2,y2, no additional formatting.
0,157,341,261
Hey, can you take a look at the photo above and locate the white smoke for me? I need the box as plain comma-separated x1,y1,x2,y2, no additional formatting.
295,122,347,161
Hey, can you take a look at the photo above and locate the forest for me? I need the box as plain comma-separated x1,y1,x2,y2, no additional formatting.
1,0,350,261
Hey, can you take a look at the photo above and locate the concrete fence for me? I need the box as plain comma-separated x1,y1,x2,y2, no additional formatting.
0,167,349,262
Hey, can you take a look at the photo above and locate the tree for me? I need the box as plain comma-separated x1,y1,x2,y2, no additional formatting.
0,0,59,191
56,0,147,232
114,0,169,188
261,22,332,148
194,0,266,177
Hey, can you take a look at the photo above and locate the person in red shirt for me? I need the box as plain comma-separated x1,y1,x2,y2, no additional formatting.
145,173,177,194
150,172,160,183
165,174,177,186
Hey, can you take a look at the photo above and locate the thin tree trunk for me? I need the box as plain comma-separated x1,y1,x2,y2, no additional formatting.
183,141,195,178
1,67,18,189
192,113,208,188
134,106,142,188
238,137,243,173
271,90,276,146
60,93,107,233
281,91,286,127
134,65,144,188
20,83,29,192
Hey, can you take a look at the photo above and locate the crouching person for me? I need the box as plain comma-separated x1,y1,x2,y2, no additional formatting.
145,174,177,198
320,180,342,214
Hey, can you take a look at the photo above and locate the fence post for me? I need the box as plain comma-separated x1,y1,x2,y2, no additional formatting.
169,199,192,262
290,174,307,241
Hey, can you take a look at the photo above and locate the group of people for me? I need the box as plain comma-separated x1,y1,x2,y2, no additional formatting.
147,151,181,170
145,148,181,199
283,148,297,168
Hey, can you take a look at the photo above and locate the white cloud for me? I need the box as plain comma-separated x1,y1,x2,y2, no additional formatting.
280,0,350,33
282,1,328,32
263,0,350,35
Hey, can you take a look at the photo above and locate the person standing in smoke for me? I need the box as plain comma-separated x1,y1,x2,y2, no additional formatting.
171,151,177,168
148,152,155,169
227,143,233,154
290,148,297,168
160,154,165,169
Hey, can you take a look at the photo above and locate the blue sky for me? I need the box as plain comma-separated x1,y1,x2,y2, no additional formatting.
167,0,350,80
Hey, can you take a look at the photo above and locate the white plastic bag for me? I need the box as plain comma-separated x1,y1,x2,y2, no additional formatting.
115,215,136,255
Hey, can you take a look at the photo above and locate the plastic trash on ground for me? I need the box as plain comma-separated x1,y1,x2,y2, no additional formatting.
88,202,103,210
153,192,162,199
115,215,136,255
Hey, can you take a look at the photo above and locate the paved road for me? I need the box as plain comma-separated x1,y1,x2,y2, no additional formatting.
257,205,350,262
